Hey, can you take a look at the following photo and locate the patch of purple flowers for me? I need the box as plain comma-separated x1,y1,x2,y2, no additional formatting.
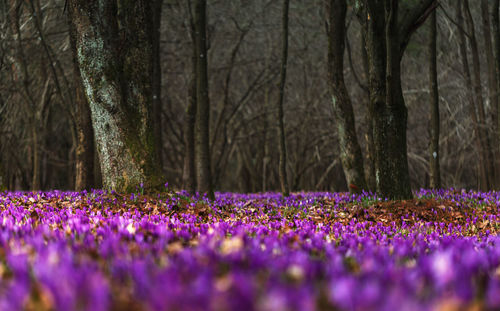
0,189,498,310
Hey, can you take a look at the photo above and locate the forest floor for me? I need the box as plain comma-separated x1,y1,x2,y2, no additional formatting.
0,189,499,310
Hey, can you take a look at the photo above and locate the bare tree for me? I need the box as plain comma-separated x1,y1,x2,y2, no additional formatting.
355,0,437,199
7,0,53,191
152,0,164,173
68,5,95,191
277,0,290,197
428,10,441,189
182,0,197,194
455,0,495,190
480,1,498,166
193,0,214,199
491,0,500,187
326,0,367,193
68,0,163,192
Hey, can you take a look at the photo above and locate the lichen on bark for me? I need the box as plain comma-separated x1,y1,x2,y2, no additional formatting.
69,0,162,193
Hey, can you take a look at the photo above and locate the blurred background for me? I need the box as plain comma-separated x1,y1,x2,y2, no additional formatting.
0,0,495,192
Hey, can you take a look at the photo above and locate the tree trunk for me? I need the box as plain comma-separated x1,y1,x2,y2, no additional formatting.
94,144,103,188
355,0,437,199
8,0,39,191
361,31,376,192
73,77,96,191
428,10,441,189
182,71,197,194
152,0,163,172
481,0,498,189
326,0,367,194
493,0,500,188
456,0,494,190
379,0,412,199
0,160,4,190
362,1,411,199
481,0,499,138
69,0,163,193
277,0,290,197
456,0,489,190
183,3,197,194
68,8,95,191
262,84,271,192
31,125,41,191
464,0,495,190
194,0,214,199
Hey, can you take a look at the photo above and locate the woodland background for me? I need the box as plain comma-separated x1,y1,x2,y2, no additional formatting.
0,0,495,193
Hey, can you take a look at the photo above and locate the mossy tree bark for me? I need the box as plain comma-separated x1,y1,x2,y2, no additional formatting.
193,0,214,199
68,0,163,193
326,0,367,194
355,0,437,199
428,10,441,189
